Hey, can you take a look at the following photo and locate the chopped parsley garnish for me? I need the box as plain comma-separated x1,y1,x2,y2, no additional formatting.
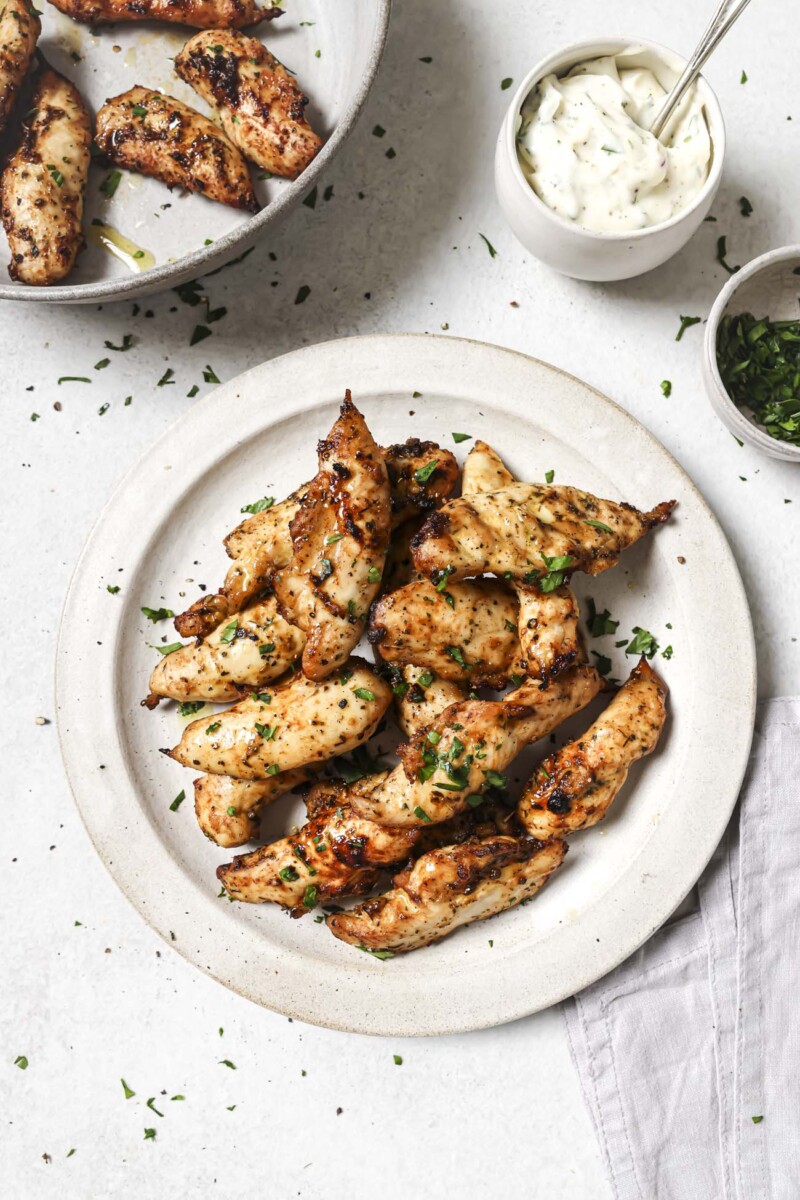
413,805,432,823
219,620,238,644
325,532,344,544
367,566,382,583
202,364,220,384
479,233,497,258
716,235,740,275
353,687,376,701
58,376,91,384
591,651,612,676
146,1097,164,1117
157,368,175,387
414,459,439,484
302,185,318,209
121,1078,135,1097
716,312,800,445
625,626,660,659
206,721,221,734
740,70,748,84
258,644,275,658
446,645,468,669
219,1059,237,1070
46,164,64,187
500,77,513,90
530,553,575,593
266,763,280,776
144,1128,156,1141
482,769,508,790
585,597,619,637
141,605,174,622
466,793,484,808
14,1055,28,1070
190,325,212,346
155,642,183,656
255,722,277,740
295,285,311,305
435,566,454,592
585,519,613,534
169,790,185,812
739,196,753,217
315,557,333,581
662,644,674,660
452,431,471,443
178,701,204,717
240,495,274,514
751,1114,763,1124
357,944,395,960
100,170,122,198
105,333,133,351
303,885,318,910
416,670,434,689
545,469,554,483
107,584,120,594
676,315,702,341
131,104,147,116
660,380,672,397
393,1054,403,1065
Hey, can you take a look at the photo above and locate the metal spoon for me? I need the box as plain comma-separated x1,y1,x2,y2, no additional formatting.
650,0,753,141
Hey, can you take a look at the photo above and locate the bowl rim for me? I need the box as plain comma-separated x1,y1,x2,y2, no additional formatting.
502,34,726,243
703,243,800,460
0,0,392,305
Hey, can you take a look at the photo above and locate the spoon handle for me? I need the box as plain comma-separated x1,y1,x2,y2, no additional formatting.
650,0,753,140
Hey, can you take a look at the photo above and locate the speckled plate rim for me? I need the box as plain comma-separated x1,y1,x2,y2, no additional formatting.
0,0,391,306
55,333,756,1036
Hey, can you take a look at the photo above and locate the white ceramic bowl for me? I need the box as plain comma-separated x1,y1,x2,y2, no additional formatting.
702,245,800,463
494,37,726,282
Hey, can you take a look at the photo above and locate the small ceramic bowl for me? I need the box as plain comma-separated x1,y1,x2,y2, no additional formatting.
494,37,726,282
703,245,800,463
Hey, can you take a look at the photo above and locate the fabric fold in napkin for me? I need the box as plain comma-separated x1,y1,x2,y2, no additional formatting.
563,697,800,1200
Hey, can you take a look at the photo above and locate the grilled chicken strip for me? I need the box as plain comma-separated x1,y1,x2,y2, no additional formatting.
328,835,567,953
174,443,457,641
194,767,312,847
95,88,256,212
0,0,40,135
411,484,675,583
146,594,304,707
218,777,420,912
47,0,281,27
349,665,602,827
460,439,515,495
369,578,520,688
175,30,322,180
391,665,466,740
273,395,392,680
166,657,391,779
1,69,90,285
511,583,584,684
517,658,668,838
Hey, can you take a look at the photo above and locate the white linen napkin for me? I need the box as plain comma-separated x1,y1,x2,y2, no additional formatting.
562,698,800,1200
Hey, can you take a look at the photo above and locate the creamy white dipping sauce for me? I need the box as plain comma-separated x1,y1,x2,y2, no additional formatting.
517,50,712,233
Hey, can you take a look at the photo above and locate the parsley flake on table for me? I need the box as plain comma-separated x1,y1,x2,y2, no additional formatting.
545,469,555,483
178,701,204,717
393,1054,403,1065
157,368,175,387
479,233,498,258
121,1078,135,1098
295,285,311,305
716,235,740,275
190,325,212,346
107,584,120,594
739,196,753,217
100,170,122,198
585,597,619,637
146,1097,164,1118
675,315,702,341
14,1055,28,1069
740,69,748,84
625,627,660,658
169,790,185,812
143,1128,156,1141
452,431,471,443
661,380,672,397
219,1059,237,1070
501,77,513,90
202,364,220,384
302,185,318,209
141,605,174,622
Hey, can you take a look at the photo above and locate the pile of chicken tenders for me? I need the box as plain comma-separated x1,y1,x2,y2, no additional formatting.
147,395,673,954
0,0,320,284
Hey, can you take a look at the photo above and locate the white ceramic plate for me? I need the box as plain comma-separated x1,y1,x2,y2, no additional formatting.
56,334,756,1036
0,0,390,304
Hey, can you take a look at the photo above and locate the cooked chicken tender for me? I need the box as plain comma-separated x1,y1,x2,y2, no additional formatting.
175,442,455,640
369,578,519,688
391,665,466,739
349,665,602,827
274,395,391,680
47,0,280,27
517,658,668,838
460,439,515,495
194,768,311,847
1,69,90,285
327,835,567,953
175,30,322,179
0,0,40,135
147,595,304,706
411,483,675,582
165,657,391,779
511,583,584,683
95,88,256,211
218,777,420,912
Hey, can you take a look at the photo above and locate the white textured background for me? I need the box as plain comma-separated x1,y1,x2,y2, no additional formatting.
3,0,799,1195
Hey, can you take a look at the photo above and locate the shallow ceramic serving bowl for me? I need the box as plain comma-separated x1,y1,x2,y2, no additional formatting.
0,0,390,305
494,37,726,282
703,245,800,463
